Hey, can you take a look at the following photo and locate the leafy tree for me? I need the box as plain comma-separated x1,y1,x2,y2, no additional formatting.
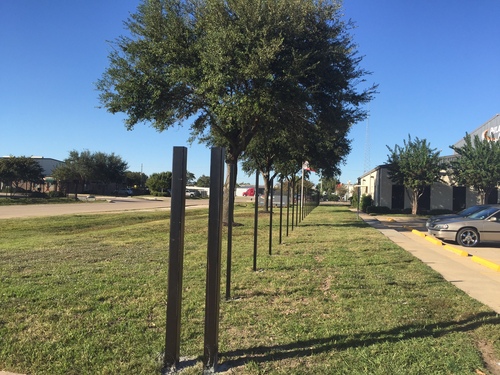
386,136,444,215
186,171,196,186
146,172,172,194
0,156,44,195
449,133,500,204
52,150,128,197
92,152,129,193
195,175,210,187
125,171,148,188
96,0,375,222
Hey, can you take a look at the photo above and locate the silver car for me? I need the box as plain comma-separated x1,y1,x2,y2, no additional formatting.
427,205,500,247
425,204,490,229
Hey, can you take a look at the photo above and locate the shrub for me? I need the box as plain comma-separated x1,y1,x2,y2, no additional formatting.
366,205,391,214
29,191,47,198
48,191,66,198
361,194,372,213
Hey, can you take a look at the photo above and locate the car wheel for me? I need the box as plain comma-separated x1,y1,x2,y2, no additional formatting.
456,228,479,247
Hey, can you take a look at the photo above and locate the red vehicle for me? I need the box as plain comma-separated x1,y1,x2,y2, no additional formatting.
242,187,255,196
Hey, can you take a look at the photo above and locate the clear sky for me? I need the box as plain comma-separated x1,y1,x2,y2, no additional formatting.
1,1,499,185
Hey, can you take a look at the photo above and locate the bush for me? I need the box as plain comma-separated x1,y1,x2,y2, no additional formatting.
361,194,372,213
151,191,171,197
366,205,391,214
29,191,48,198
48,191,66,198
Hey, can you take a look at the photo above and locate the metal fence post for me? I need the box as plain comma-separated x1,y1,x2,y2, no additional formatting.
203,147,225,373
226,162,236,300
164,146,187,371
253,170,259,271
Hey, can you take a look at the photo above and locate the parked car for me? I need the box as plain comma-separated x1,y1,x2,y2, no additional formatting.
425,204,490,229
186,189,201,198
114,188,133,196
243,187,255,197
427,205,500,247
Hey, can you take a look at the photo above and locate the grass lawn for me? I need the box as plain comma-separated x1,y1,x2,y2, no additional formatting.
0,205,499,374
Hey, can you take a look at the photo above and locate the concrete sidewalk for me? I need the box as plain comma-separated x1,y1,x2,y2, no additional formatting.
357,212,500,314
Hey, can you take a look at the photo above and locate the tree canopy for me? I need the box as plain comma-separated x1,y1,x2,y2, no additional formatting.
97,0,375,203
146,171,172,195
449,133,500,204
52,150,128,197
0,156,44,195
386,136,443,215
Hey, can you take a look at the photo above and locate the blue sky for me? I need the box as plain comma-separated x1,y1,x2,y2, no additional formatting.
1,1,499,185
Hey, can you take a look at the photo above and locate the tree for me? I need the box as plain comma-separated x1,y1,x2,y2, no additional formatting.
125,171,148,187
449,133,500,204
386,136,444,215
0,156,44,195
146,172,172,195
92,152,129,193
52,150,128,197
195,175,210,187
96,0,375,222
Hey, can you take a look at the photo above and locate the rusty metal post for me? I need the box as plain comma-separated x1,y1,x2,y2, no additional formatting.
164,146,187,371
203,147,225,373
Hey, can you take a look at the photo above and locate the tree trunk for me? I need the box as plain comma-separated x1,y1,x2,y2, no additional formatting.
262,173,270,212
411,189,419,215
479,190,487,205
222,160,238,224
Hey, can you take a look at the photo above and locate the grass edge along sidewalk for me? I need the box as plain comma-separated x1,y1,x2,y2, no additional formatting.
1,206,499,374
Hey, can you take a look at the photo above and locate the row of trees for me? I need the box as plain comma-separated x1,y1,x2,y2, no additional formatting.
0,150,215,198
52,150,129,197
386,134,500,215
96,0,376,221
0,156,44,195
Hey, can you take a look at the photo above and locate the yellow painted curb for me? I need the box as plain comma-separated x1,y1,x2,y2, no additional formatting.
402,222,500,272
425,236,444,246
411,229,426,238
471,256,500,272
442,244,469,257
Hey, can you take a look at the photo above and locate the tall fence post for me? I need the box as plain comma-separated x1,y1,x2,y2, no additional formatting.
226,162,236,300
279,179,283,244
253,170,259,271
203,147,225,373
164,146,187,371
268,177,274,255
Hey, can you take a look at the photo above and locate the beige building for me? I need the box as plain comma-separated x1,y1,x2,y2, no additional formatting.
358,114,500,212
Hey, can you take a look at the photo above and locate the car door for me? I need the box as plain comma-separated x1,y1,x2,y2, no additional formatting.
479,210,500,242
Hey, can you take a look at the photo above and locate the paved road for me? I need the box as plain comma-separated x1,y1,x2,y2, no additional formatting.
358,213,500,314
0,196,210,219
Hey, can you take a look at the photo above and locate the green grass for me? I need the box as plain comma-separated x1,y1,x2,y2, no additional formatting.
1,206,499,374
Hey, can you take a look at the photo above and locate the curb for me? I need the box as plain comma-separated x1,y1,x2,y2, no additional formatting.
403,226,500,272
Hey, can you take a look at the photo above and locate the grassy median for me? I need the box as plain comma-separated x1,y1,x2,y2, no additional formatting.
0,205,499,374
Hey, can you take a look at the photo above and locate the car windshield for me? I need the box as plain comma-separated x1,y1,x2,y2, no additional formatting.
458,205,487,216
468,207,500,220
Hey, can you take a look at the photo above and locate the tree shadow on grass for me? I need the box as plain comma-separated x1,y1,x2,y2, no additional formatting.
217,311,500,371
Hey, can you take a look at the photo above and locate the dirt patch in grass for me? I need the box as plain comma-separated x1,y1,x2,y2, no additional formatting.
477,340,500,375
